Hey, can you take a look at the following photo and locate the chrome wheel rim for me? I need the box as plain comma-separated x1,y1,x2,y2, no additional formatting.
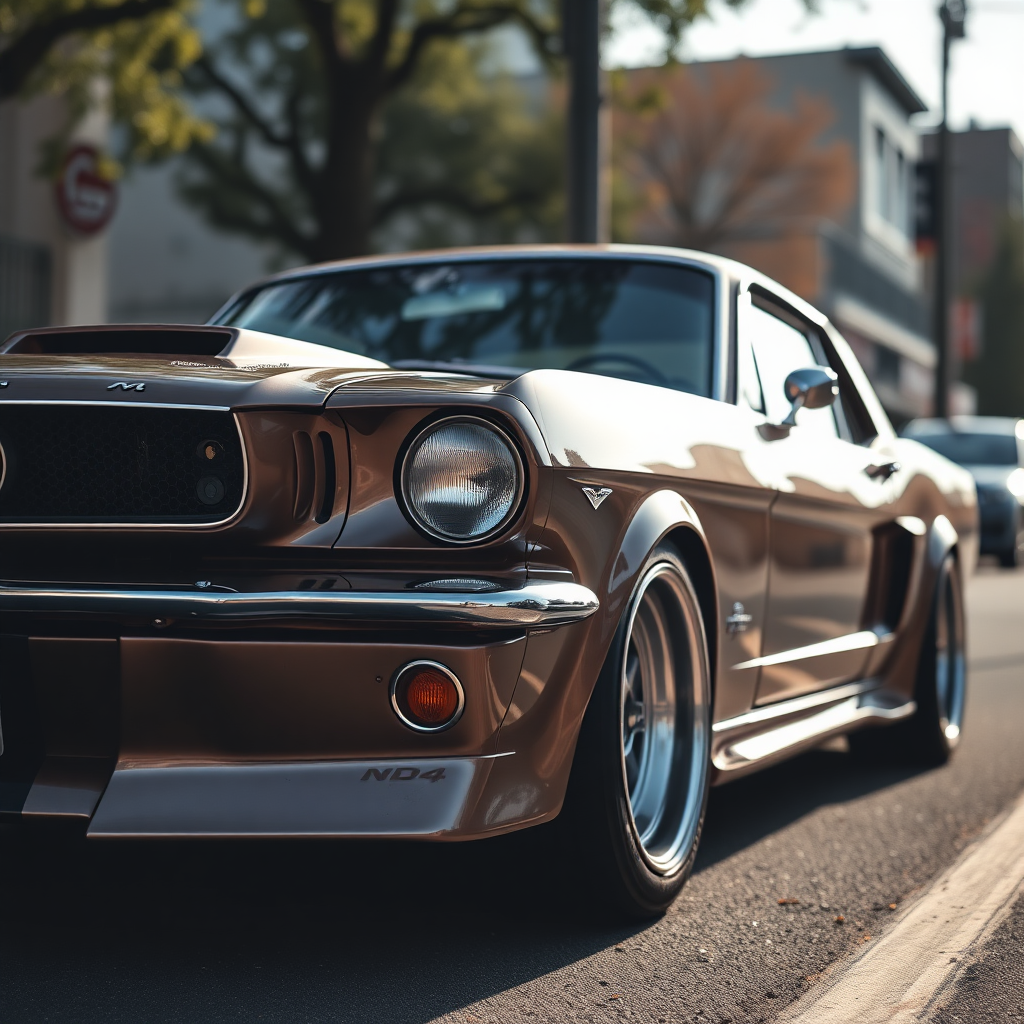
620,562,710,876
935,560,966,744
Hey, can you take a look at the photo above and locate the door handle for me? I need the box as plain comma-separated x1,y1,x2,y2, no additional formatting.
864,460,900,480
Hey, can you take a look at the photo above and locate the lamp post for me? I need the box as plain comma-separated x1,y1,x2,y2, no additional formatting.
564,0,606,243
933,0,967,419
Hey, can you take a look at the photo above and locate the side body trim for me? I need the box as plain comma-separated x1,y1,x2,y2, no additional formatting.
711,680,914,777
731,629,892,671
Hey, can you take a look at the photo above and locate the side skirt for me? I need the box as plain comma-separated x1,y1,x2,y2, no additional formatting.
710,680,915,781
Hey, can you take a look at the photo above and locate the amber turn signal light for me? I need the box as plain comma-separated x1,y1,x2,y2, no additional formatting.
391,661,465,732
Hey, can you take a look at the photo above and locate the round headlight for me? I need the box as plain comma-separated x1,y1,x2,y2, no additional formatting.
402,417,523,542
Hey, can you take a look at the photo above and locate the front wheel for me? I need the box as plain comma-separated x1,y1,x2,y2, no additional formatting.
559,547,712,919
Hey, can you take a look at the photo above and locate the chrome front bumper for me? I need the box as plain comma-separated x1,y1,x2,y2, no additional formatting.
0,580,599,628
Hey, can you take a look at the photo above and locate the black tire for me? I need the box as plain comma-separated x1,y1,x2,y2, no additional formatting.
849,552,966,766
999,544,1018,569
558,546,712,920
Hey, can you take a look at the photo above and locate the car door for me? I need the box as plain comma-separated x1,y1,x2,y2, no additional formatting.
737,288,899,704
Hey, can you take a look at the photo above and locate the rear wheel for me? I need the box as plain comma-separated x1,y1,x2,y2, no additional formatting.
560,547,712,919
850,552,966,765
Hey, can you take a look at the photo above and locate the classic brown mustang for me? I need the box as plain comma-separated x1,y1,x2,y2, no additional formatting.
0,246,976,918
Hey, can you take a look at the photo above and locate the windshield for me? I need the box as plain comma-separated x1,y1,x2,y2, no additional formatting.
914,432,1019,466
214,259,715,395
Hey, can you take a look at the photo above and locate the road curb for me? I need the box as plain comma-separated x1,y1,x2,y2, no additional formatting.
779,788,1024,1023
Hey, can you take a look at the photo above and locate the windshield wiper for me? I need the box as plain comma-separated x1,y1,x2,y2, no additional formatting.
389,359,524,379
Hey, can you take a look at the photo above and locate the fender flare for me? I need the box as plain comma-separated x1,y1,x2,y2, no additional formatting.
928,514,959,569
607,489,720,681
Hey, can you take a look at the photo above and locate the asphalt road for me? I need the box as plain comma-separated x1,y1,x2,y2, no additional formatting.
3,563,1024,1024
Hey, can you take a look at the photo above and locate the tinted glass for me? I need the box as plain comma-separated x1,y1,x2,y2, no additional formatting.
746,304,838,439
215,260,715,394
913,432,1018,466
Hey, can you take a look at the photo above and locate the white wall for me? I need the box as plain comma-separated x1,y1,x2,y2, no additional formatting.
108,160,287,324
0,94,109,325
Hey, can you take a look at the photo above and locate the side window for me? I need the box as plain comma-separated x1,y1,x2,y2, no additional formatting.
746,303,839,440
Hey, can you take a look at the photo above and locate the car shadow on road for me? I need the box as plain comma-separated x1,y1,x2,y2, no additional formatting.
0,748,926,1024
695,745,926,874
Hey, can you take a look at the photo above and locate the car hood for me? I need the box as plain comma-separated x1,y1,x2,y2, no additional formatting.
0,356,439,410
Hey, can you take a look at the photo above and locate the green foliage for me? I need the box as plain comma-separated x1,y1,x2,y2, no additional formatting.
177,9,561,260
0,0,211,169
964,220,1024,416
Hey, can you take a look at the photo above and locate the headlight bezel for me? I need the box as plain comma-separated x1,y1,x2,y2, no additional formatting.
398,414,527,545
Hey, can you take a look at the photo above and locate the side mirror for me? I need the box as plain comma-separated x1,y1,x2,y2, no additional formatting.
781,366,839,427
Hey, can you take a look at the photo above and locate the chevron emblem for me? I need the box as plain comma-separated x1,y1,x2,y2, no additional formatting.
582,486,613,510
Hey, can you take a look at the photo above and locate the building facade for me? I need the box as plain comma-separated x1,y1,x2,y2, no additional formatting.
922,124,1024,295
623,46,939,423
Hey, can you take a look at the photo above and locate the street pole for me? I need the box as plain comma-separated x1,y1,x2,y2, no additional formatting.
564,0,604,243
934,0,966,419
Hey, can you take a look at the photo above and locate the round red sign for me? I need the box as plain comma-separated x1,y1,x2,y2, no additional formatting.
54,144,118,235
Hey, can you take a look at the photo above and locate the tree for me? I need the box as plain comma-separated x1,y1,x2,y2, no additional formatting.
176,4,564,263
963,220,1024,416
0,0,210,163
614,60,854,263
176,0,805,262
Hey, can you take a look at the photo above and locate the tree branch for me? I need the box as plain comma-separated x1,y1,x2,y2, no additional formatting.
365,0,400,77
384,4,555,94
294,0,342,78
373,181,547,227
184,139,314,258
191,54,319,201
0,0,177,101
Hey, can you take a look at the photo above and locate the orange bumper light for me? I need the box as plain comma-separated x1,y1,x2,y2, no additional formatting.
391,661,465,732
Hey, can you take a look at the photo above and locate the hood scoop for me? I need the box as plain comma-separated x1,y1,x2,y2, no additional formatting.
0,323,389,372
2,325,233,357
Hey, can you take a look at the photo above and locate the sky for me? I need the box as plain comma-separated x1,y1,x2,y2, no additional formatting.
605,0,1024,139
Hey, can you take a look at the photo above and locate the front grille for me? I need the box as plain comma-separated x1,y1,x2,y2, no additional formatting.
0,405,245,523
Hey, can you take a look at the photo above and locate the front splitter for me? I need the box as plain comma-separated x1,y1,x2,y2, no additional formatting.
87,754,511,838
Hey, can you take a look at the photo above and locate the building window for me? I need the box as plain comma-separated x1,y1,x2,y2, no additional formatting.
874,126,910,236
875,345,901,389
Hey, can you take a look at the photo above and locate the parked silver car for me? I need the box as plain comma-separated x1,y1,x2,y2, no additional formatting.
903,416,1024,567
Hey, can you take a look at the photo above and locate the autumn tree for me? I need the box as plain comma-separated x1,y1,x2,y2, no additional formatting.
615,60,854,278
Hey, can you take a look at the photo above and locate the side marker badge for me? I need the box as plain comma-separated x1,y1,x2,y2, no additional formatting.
726,602,753,634
582,486,613,510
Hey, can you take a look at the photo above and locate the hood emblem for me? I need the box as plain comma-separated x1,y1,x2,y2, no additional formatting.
107,382,146,391
582,486,612,510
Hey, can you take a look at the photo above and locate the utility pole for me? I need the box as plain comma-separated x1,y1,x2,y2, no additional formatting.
564,0,606,243
933,0,967,419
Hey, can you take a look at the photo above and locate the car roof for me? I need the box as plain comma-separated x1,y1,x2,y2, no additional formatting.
210,242,830,336
240,244,739,286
